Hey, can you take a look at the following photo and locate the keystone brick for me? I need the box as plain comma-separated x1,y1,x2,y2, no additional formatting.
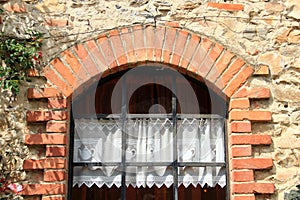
232,170,254,182
231,135,272,145
232,158,273,169
232,183,274,194
229,110,271,122
23,158,66,169
21,184,65,195
28,88,62,99
26,110,68,122
25,134,66,145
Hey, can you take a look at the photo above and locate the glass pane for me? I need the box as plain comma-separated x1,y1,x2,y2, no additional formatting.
125,166,173,188
73,166,123,188
178,167,226,188
177,118,225,163
74,119,122,163
126,118,174,163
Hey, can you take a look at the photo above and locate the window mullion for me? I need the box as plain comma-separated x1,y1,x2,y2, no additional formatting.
172,75,178,200
121,77,127,200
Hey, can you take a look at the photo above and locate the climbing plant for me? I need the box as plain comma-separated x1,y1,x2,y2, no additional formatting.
0,30,43,95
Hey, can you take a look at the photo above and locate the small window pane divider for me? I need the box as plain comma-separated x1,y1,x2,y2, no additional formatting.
172,75,178,200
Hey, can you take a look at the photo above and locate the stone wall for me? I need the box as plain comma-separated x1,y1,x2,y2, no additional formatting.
0,0,299,199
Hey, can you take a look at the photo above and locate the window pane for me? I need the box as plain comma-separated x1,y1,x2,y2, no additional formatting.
177,118,225,163
74,119,122,163
125,166,173,188
126,118,174,162
178,167,226,188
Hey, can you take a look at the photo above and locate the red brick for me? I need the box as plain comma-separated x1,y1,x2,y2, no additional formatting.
229,110,271,122
132,26,145,56
109,32,127,66
46,121,67,133
223,66,254,97
154,26,166,62
44,170,66,182
165,21,180,27
50,58,76,88
232,145,252,157
233,195,255,200
163,27,177,56
120,27,136,63
233,87,270,99
60,50,87,82
180,35,200,68
73,44,99,77
26,110,68,122
85,40,108,73
25,134,66,145
207,51,235,83
48,98,67,109
231,135,272,145
232,158,273,169
232,183,274,194
208,43,224,61
28,88,62,99
229,99,250,110
23,158,66,169
232,170,254,182
145,26,155,60
46,146,66,157
208,2,244,11
230,121,252,133
4,2,26,12
45,18,69,27
44,67,72,97
98,36,117,68
21,184,65,195
221,58,245,86
42,196,65,200
172,30,188,65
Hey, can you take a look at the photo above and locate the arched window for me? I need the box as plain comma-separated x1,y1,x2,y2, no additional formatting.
69,65,228,200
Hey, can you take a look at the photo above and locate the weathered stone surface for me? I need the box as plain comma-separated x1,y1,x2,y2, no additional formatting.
257,52,287,76
273,83,300,102
35,0,66,13
285,0,300,19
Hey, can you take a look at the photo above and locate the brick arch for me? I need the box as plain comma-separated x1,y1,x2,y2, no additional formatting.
24,24,274,200
43,24,252,99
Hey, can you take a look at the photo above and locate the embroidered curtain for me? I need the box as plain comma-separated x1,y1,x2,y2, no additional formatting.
73,117,226,188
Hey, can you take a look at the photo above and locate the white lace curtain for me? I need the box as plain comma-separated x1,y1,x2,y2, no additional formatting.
73,118,226,188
